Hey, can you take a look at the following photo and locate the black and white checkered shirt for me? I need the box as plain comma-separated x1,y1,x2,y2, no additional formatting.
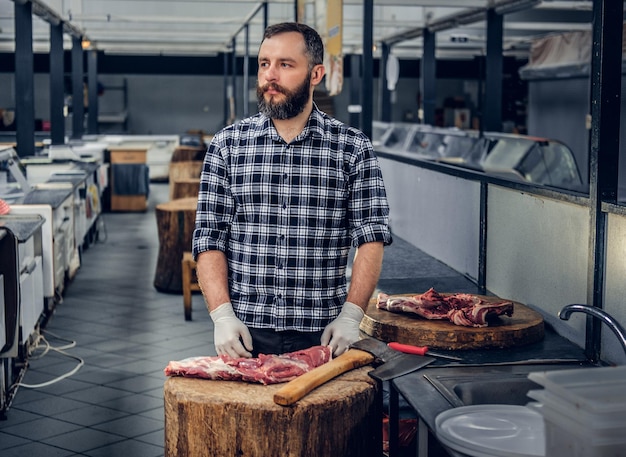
193,107,392,332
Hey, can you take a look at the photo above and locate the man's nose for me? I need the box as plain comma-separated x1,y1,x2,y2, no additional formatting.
263,64,278,81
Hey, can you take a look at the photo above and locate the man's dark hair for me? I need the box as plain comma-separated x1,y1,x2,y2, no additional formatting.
263,22,324,70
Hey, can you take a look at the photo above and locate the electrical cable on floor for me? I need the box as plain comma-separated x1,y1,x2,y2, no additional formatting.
16,329,84,389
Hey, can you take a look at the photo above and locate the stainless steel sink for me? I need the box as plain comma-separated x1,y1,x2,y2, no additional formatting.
423,363,591,407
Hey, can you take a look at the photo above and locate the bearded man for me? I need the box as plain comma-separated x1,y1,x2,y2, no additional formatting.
192,22,392,358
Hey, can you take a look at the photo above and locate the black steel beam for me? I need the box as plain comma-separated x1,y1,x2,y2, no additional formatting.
71,36,84,139
349,54,361,129
243,25,250,119
586,0,623,362
378,43,391,123
361,0,373,139
49,22,64,145
231,39,237,122
87,49,98,134
421,28,436,126
14,1,35,158
483,9,503,131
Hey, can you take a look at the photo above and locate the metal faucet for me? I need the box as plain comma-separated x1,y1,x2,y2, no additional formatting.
559,304,626,358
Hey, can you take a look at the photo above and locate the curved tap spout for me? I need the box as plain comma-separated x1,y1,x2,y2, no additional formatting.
559,304,626,358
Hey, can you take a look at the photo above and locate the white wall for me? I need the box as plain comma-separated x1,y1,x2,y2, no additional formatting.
379,156,481,281
603,213,626,365
485,186,589,346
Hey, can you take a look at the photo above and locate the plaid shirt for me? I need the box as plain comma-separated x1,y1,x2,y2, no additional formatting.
193,107,392,332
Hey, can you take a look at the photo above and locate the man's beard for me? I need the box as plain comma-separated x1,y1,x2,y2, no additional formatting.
257,73,311,120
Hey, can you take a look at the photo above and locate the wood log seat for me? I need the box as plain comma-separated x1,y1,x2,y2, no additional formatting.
182,251,201,320
154,197,197,293
164,367,381,457
168,162,203,201
170,178,200,200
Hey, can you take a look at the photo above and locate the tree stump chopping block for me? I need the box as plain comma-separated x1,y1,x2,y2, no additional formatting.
164,367,381,457
154,197,198,293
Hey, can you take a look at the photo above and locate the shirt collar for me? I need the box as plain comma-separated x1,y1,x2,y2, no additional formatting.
252,104,326,142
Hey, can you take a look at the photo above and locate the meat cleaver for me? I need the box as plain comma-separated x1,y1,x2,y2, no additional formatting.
273,338,434,406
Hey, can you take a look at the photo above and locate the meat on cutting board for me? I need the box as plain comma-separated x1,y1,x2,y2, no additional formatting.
376,288,514,328
164,345,332,384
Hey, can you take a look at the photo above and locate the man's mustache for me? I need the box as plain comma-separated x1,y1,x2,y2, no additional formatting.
260,83,286,94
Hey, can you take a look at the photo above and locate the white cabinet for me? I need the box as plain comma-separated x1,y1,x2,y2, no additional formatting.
19,256,43,345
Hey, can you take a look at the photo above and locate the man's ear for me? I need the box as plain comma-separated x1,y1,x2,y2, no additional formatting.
310,64,326,86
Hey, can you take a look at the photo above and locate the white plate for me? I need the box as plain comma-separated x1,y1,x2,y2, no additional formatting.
435,405,545,457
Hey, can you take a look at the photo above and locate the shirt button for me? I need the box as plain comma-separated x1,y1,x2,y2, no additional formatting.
282,203,287,209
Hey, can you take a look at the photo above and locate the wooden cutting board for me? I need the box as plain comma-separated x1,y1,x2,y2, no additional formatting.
360,294,544,350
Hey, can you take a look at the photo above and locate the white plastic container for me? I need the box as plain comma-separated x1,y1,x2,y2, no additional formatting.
527,388,626,428
528,366,626,408
540,402,626,457
527,366,626,457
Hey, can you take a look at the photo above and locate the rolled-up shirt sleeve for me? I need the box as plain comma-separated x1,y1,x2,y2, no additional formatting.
192,135,234,259
347,135,393,248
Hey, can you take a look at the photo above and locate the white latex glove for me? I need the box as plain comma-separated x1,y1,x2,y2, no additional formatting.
210,302,253,358
321,302,365,356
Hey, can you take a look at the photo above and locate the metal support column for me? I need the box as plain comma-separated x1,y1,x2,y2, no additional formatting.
350,54,361,129
361,0,373,139
87,49,99,135
483,9,503,132
421,28,436,126
231,38,237,122
223,51,229,126
378,43,391,122
71,36,84,139
243,25,250,118
49,22,65,145
14,0,35,158
586,0,623,362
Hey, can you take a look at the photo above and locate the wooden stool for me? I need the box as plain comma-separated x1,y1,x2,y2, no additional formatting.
181,251,201,320
164,367,381,457
168,161,203,200
154,197,197,293
170,178,200,200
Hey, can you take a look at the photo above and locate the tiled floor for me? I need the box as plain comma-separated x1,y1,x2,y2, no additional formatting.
0,182,479,456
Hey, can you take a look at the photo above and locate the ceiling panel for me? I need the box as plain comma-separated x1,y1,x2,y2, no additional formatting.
0,0,597,59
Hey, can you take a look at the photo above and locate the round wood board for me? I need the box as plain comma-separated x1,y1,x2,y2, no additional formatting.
360,294,544,350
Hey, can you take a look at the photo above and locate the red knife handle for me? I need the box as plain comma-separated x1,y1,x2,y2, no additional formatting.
388,342,429,356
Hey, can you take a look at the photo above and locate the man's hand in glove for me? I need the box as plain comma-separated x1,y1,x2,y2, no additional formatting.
210,302,253,358
321,301,364,356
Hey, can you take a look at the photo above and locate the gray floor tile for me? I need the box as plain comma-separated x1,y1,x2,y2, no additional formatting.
0,441,76,457
135,428,165,447
53,404,130,427
91,415,163,438
41,427,126,453
98,393,164,415
1,416,82,441
0,431,29,449
15,395,88,417
83,438,164,457
62,385,134,405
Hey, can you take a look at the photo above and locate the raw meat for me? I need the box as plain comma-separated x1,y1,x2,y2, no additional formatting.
164,345,332,385
376,288,514,328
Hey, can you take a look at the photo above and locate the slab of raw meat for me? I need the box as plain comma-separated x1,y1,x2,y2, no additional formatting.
376,288,514,328
164,345,332,384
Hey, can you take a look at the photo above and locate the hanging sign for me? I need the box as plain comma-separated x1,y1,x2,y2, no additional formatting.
325,0,343,96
